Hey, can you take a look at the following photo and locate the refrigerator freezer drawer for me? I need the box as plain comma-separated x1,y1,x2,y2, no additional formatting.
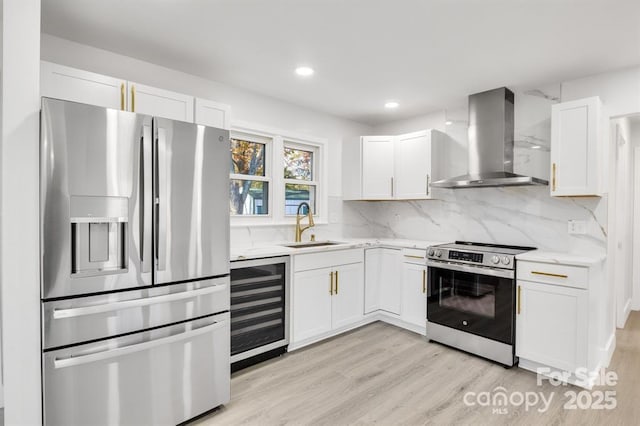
43,312,230,426
43,276,230,350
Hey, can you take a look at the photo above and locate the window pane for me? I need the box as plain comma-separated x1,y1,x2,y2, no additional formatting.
284,147,313,180
230,180,269,215
231,139,266,176
285,184,316,215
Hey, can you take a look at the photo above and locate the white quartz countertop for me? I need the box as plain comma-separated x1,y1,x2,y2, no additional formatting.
230,238,447,261
515,250,606,267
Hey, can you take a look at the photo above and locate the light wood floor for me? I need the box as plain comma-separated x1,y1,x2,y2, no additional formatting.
194,313,640,425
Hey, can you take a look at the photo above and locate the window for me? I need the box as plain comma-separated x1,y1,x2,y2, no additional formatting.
229,124,326,224
229,135,270,215
284,144,318,215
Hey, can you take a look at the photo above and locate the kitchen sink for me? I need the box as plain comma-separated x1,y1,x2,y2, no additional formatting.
281,241,345,249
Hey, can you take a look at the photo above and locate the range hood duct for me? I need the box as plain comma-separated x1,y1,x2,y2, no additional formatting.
431,87,548,189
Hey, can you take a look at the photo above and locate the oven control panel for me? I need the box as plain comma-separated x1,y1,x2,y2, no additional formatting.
448,250,483,263
427,246,517,270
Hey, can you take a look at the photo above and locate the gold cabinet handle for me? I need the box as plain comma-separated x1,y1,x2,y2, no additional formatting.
552,163,557,191
120,83,125,110
390,177,394,197
130,84,136,112
531,271,568,279
404,255,424,259
426,174,430,196
329,271,334,295
517,286,522,315
335,270,339,294
422,269,426,293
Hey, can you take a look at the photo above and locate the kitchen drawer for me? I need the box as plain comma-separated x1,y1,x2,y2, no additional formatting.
294,248,364,272
517,261,588,290
401,248,427,264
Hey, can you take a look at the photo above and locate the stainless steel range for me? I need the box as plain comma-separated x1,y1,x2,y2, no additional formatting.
426,241,535,366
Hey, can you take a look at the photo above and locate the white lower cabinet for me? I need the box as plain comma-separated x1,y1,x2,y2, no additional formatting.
291,249,364,345
516,279,587,372
365,248,401,314
400,262,427,329
332,262,366,329
292,267,334,341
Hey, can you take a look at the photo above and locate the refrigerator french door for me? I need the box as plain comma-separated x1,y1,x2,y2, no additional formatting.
41,99,229,299
41,98,231,425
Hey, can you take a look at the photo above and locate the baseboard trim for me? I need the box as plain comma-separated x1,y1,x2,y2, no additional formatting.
288,316,378,351
378,313,426,336
518,358,598,390
288,311,427,351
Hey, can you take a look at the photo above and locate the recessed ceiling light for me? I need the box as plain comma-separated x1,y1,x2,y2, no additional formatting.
384,101,399,109
531,145,541,149
445,120,453,126
295,66,314,77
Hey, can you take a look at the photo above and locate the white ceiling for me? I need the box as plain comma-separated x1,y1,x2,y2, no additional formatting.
41,0,640,125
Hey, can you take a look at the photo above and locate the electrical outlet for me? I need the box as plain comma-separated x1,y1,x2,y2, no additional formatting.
567,220,587,235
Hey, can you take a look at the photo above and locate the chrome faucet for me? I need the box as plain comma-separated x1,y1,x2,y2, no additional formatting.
294,202,315,242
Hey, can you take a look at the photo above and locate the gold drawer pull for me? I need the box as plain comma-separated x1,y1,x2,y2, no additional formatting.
422,269,426,293
531,271,568,279
517,286,522,314
404,255,424,259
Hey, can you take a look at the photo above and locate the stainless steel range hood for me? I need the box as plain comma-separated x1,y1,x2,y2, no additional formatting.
431,87,548,189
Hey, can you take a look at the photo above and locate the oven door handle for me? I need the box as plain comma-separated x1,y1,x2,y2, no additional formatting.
426,260,514,279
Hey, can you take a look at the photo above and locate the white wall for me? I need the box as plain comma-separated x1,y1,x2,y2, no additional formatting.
1,0,42,422
612,117,634,327
631,120,640,311
40,34,373,247
561,66,640,118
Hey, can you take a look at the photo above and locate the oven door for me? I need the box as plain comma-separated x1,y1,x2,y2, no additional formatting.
426,261,515,344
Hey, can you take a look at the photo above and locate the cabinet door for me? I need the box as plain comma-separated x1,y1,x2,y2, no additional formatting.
550,97,601,196
194,98,231,130
395,131,433,199
292,268,333,342
362,136,395,199
128,82,194,122
401,263,427,328
364,249,382,313
379,249,401,315
516,280,588,372
41,61,125,110
332,262,364,329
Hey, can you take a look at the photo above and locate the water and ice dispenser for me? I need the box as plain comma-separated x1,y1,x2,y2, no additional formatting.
70,196,129,277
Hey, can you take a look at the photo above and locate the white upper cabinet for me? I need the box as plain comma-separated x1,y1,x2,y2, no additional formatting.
41,61,125,110
343,130,445,200
194,98,231,130
41,62,231,126
395,130,433,199
127,82,194,122
550,97,604,197
362,136,395,199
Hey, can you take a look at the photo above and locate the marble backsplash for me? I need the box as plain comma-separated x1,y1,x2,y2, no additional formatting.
342,187,607,255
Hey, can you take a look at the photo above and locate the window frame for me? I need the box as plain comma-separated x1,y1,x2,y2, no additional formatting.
229,131,273,219
230,121,328,227
282,140,320,217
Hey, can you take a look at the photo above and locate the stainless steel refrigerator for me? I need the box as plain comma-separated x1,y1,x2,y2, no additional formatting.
40,97,231,425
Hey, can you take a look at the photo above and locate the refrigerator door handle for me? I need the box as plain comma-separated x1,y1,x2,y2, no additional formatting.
140,124,153,273
54,320,227,369
155,125,167,271
52,283,228,319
